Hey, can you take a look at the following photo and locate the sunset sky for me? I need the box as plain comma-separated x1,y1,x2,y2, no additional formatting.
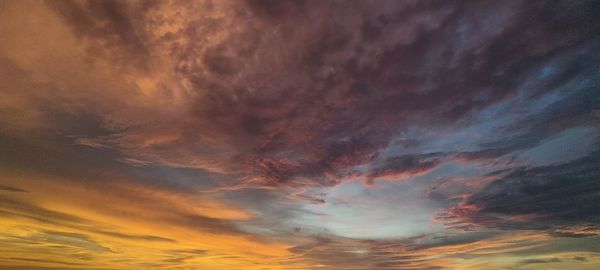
1,0,600,269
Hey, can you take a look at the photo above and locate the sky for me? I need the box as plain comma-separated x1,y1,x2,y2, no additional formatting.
0,0,599,269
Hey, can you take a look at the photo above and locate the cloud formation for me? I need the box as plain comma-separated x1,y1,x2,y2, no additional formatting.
1,0,600,269
438,150,600,232
8,0,593,188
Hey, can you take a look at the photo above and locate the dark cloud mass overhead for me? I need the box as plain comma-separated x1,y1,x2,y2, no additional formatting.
1,0,599,269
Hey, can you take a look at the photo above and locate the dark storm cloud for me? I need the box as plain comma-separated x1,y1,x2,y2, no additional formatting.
439,150,600,232
39,0,600,190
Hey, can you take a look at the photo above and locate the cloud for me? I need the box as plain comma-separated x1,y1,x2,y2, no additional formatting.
438,150,600,232
0,185,27,193
27,231,112,253
365,152,448,185
2,1,600,269
479,69,600,156
0,185,292,269
4,0,590,190
279,230,596,270
0,195,176,244
45,0,151,70
519,257,561,266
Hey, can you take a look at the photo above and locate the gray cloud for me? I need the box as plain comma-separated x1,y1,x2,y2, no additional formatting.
34,0,600,189
439,150,600,232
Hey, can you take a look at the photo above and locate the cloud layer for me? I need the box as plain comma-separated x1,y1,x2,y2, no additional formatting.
1,0,600,269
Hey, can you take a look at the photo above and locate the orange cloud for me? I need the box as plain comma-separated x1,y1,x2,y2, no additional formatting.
0,170,292,270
